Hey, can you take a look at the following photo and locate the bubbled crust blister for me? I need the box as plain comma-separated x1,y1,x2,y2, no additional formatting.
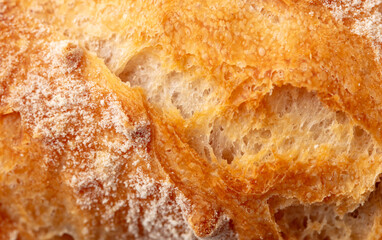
3,0,382,239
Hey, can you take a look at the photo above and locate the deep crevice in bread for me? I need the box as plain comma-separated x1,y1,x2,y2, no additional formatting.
274,179,382,240
118,49,381,184
195,85,380,171
119,50,222,119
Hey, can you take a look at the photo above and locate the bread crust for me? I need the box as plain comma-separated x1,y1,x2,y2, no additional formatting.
2,0,382,239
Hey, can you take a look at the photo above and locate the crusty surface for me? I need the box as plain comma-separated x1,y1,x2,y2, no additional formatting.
2,0,382,239
0,5,199,240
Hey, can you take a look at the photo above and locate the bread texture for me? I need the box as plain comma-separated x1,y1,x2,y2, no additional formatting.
2,0,382,239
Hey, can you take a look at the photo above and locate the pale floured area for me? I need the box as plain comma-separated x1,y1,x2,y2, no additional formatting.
0,15,196,240
323,0,382,60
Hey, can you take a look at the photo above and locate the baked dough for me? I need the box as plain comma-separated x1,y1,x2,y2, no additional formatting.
2,0,382,239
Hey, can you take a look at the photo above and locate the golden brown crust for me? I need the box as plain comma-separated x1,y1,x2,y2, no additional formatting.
0,6,195,239
16,0,382,138
2,0,382,239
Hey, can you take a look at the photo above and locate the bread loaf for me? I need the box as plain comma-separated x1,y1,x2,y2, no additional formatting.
2,0,382,239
